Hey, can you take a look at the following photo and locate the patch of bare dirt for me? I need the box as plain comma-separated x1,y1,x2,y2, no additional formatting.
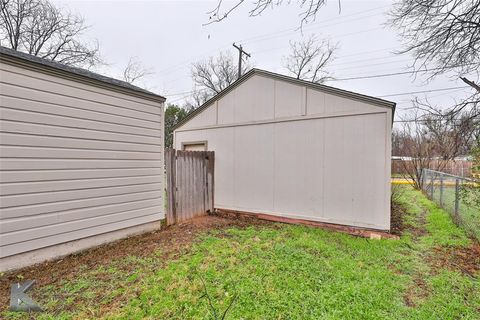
0,214,273,312
404,276,430,307
402,205,429,239
409,216,429,238
390,202,405,236
403,240,480,308
428,242,480,278
390,196,427,238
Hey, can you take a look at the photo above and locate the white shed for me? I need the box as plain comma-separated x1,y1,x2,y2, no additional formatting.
0,47,165,271
174,69,394,231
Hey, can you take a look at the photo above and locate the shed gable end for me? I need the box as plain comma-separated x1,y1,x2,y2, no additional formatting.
175,70,393,132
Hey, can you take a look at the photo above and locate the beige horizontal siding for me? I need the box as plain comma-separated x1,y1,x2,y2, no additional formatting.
0,214,160,257
0,168,163,183
0,159,161,170
1,83,161,123
1,107,161,137
1,190,163,219
0,120,161,145
1,182,163,208
0,61,164,259
1,133,162,153
1,175,163,195
1,205,163,246
1,198,162,233
1,94,159,129
0,146,162,160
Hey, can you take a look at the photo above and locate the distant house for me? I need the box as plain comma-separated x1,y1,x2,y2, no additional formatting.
174,69,395,230
0,47,165,271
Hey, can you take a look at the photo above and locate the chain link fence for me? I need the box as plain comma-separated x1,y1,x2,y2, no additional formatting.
422,169,480,241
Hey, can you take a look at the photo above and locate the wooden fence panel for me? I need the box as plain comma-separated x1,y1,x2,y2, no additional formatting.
165,149,214,225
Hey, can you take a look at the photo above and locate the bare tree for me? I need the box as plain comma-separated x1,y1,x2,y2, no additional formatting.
122,57,153,84
187,90,211,109
424,115,477,160
190,51,251,106
284,35,336,83
389,0,480,118
394,106,478,189
0,0,101,68
205,0,338,27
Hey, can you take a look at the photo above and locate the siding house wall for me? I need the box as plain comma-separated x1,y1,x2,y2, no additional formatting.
174,71,393,230
0,51,165,270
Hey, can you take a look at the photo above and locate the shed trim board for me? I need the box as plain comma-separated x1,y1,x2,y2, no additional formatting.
174,70,394,231
175,110,388,133
0,48,165,271
174,68,395,131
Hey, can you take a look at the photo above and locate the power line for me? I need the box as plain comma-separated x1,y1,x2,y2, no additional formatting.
331,46,400,60
165,71,472,99
161,25,389,78
378,87,470,98
164,57,474,99
165,89,199,97
393,118,469,123
167,94,195,104
331,64,476,81
328,53,404,69
332,70,418,81
395,88,468,106
333,58,412,72
158,6,391,78
239,5,390,45
165,46,406,86
251,26,384,55
163,57,414,97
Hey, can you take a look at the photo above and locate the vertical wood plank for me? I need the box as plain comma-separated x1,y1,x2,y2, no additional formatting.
165,149,176,225
171,149,177,225
185,151,193,220
208,151,215,213
193,152,199,217
184,152,189,221
184,151,192,220
198,152,207,218
202,153,207,214
205,152,210,212
177,151,184,222
190,152,195,219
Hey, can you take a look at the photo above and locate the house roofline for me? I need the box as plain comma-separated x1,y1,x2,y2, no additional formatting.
0,46,166,103
173,68,395,130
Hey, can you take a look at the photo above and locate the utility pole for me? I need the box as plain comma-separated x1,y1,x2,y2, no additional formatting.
233,43,251,79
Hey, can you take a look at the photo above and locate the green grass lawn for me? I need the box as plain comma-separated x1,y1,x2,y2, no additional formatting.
2,187,479,319
432,184,480,241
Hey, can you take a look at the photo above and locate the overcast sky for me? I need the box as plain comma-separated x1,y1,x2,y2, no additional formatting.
55,0,474,119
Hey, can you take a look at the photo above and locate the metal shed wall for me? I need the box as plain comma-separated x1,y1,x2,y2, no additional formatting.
174,74,392,230
0,60,164,269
